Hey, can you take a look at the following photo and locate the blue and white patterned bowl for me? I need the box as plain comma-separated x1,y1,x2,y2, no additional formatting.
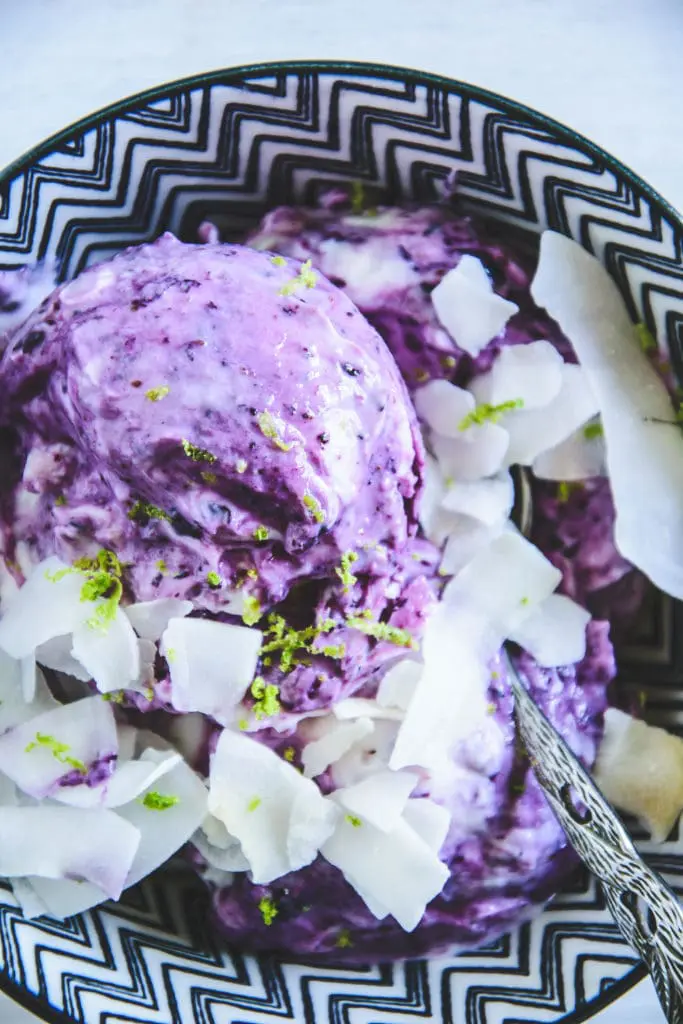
1,61,682,1024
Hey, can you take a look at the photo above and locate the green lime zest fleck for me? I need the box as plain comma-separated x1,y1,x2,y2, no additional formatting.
303,493,325,525
414,368,429,384
335,551,358,593
486,702,496,715
242,594,262,627
181,439,217,463
251,677,281,720
278,258,317,297
258,896,278,926
201,470,217,484
155,559,168,574
206,571,221,588
129,500,171,523
350,180,365,214
236,458,248,474
238,718,249,731
520,596,529,607
459,398,524,431
270,255,287,267
636,321,657,354
283,746,296,763
166,647,177,664
346,614,415,649
141,791,179,811
54,494,67,507
54,549,125,630
25,733,86,774
256,411,293,452
335,928,354,949
261,613,337,673
345,814,363,828
321,643,346,659
247,796,261,812
145,385,170,402
583,421,604,440
253,525,269,542
557,481,583,503
102,690,125,704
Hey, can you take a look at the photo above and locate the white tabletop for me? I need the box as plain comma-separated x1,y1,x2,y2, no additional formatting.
1,1,680,1020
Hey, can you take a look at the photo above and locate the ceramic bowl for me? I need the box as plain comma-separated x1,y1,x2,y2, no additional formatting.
1,60,682,1024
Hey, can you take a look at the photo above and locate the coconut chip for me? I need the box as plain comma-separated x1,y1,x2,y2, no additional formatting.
0,695,117,801
0,806,139,899
72,607,140,694
208,729,337,885
532,229,683,599
332,769,419,832
301,716,375,778
160,617,262,721
470,340,564,410
124,599,193,641
532,421,607,481
443,530,562,634
431,255,519,357
593,709,683,843
507,593,591,667
320,808,448,931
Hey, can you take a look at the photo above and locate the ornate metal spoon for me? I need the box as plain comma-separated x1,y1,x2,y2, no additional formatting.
506,652,683,1024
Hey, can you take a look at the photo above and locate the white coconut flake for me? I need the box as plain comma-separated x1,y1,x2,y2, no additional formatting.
301,717,375,778
160,617,262,720
508,593,591,667
124,599,193,641
0,557,88,660
532,421,607,481
0,695,117,801
594,709,683,842
26,751,208,920
439,516,504,578
390,603,497,774
115,749,208,887
403,798,451,854
0,806,139,898
413,380,475,439
502,363,599,466
431,257,519,357
470,340,564,410
10,878,49,920
443,530,562,634
208,729,337,884
320,811,448,930
104,751,182,809
333,769,418,832
330,719,401,789
0,659,58,737
72,607,140,694
35,635,91,682
376,659,422,711
194,814,250,872
441,471,514,526
532,229,683,599
431,423,510,482
332,698,404,721
418,454,448,542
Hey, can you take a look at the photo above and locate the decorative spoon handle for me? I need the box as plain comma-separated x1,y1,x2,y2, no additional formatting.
507,654,683,1024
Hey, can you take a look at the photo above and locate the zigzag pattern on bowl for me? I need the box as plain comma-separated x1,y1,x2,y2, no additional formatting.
0,64,681,1023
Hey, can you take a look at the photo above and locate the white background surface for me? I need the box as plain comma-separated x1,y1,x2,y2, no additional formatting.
0,0,680,1021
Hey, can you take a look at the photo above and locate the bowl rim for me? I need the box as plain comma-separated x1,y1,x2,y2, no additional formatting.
0,58,659,1024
